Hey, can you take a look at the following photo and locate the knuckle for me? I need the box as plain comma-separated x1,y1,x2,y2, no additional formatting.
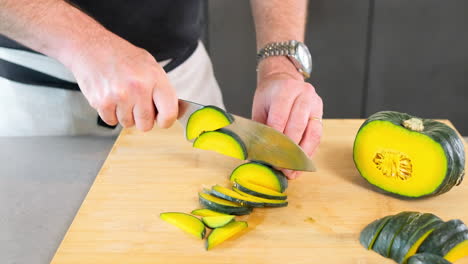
138,108,154,121
137,120,154,132
99,98,115,111
120,117,134,128
268,114,287,131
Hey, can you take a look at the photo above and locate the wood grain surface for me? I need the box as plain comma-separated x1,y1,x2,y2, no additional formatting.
51,120,468,264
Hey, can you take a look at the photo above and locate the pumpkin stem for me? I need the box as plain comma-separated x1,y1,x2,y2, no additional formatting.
402,118,424,132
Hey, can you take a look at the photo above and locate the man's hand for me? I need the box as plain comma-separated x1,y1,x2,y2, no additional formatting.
70,33,178,131
253,56,323,179
0,0,178,131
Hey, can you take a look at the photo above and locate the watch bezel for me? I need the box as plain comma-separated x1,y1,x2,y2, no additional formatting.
289,41,312,78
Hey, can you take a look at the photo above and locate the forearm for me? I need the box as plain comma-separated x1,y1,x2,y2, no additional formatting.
250,0,307,49
250,0,308,81
0,0,110,67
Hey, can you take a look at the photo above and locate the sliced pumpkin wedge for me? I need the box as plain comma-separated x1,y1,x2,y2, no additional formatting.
418,219,468,255
408,253,451,264
390,213,443,264
230,162,288,192
360,215,393,250
206,221,248,250
160,212,206,239
232,187,288,207
198,192,252,215
193,129,247,160
440,230,468,263
185,105,233,140
373,212,420,257
210,185,265,207
191,208,229,217
234,177,287,200
202,215,235,229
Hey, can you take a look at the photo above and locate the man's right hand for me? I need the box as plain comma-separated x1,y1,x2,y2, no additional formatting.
69,33,178,131
0,0,178,131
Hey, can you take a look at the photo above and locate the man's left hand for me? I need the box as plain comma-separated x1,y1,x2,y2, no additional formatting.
252,57,323,179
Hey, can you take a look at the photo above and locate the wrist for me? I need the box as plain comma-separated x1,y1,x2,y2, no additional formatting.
257,56,305,83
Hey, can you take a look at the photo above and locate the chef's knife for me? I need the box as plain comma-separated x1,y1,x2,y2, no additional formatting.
178,99,316,172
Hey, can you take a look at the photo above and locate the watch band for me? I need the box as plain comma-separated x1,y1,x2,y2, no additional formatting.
256,40,297,63
256,40,312,79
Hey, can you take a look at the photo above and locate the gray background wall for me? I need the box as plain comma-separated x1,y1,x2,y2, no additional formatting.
205,0,468,134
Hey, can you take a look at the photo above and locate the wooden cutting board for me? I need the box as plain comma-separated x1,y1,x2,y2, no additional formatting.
51,120,468,264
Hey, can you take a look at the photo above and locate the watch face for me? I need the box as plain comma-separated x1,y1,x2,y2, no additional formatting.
295,42,312,74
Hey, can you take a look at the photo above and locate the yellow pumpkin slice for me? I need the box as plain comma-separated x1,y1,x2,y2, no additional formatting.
185,106,233,140
193,129,247,160
206,221,248,250
160,212,206,239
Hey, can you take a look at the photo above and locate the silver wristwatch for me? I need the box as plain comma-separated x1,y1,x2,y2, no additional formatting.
257,40,312,79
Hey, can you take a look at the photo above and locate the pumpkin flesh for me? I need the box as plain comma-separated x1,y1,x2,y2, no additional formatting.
206,221,248,250
202,215,235,229
230,162,288,192
185,106,233,140
160,212,206,239
193,129,247,160
354,120,448,197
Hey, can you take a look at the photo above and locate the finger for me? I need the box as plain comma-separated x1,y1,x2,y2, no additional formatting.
153,72,178,128
97,101,118,126
299,91,323,156
116,102,136,128
266,84,299,133
300,116,323,157
282,169,298,180
133,100,155,132
251,94,268,124
283,92,313,144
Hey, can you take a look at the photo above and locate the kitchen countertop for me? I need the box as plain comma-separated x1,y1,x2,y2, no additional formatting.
2,135,467,264
0,136,116,264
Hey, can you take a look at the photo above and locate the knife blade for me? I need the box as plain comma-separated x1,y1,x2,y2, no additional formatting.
177,99,316,172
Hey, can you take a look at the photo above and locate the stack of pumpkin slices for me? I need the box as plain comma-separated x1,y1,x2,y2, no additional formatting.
360,212,468,263
160,161,289,250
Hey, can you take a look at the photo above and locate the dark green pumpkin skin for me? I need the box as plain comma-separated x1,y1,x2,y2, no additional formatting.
354,111,465,198
360,215,393,249
391,213,443,264
373,212,419,257
418,219,468,254
199,193,253,216
407,253,451,264
233,181,287,200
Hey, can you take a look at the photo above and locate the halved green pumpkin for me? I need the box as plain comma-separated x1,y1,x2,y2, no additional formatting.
408,253,451,264
390,213,443,264
437,230,468,263
191,208,229,217
419,219,468,255
360,215,393,250
160,212,206,239
373,212,420,257
193,128,247,160
185,105,233,140
206,221,248,250
232,187,288,207
353,111,465,198
233,177,287,200
202,215,235,228
198,192,252,215
230,162,288,192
